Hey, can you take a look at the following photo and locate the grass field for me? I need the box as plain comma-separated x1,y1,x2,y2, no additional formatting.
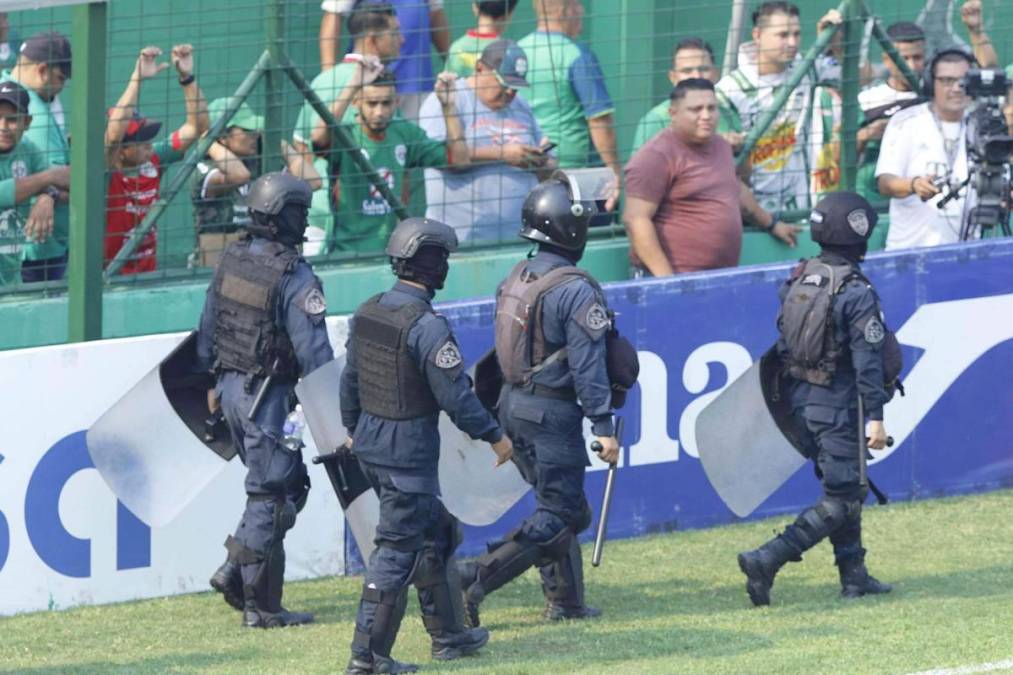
3,489,1013,674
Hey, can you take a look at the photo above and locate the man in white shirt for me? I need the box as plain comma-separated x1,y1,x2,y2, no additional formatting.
875,50,975,250
855,22,925,209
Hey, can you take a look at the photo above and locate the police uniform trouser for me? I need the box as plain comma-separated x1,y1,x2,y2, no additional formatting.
510,437,590,607
352,461,462,660
467,389,591,602
219,374,305,613
781,405,866,563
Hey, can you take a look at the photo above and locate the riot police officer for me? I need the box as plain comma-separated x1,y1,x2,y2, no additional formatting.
197,172,334,627
458,171,621,627
341,218,514,675
738,191,898,606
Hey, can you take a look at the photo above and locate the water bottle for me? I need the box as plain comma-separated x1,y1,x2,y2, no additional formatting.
282,405,306,452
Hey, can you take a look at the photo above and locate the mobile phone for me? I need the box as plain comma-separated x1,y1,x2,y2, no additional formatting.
540,142,558,154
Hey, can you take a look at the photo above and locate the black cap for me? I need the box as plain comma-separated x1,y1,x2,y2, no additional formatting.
0,80,30,114
113,110,162,143
20,32,72,78
809,191,878,246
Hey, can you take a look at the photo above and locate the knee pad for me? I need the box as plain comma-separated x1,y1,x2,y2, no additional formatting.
537,526,575,565
794,496,859,548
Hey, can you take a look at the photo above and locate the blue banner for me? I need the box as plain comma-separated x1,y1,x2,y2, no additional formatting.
429,239,1013,558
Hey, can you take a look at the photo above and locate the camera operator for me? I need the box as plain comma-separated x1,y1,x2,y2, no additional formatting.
875,50,975,250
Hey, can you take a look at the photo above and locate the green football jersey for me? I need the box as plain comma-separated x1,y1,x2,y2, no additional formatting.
1,70,69,262
329,120,446,253
446,30,502,78
0,137,49,284
517,31,614,169
292,58,363,252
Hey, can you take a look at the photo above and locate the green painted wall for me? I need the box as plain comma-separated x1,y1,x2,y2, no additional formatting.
0,226,883,351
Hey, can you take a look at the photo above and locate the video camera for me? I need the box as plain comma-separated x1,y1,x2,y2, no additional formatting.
937,68,1013,239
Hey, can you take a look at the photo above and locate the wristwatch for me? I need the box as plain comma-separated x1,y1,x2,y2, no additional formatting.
44,186,61,200
178,74,195,86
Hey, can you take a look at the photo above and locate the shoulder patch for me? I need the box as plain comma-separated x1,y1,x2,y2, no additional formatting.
863,317,885,344
585,303,610,331
303,288,327,315
434,340,463,369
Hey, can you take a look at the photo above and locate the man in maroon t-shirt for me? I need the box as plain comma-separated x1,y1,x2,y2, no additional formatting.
623,78,798,276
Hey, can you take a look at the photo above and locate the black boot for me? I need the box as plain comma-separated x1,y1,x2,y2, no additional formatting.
838,553,892,598
209,558,244,611
541,536,601,622
737,536,802,606
241,544,314,628
345,655,419,674
460,538,542,628
430,628,490,661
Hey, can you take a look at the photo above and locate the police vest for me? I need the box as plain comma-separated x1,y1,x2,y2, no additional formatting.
352,294,440,420
211,239,300,379
494,260,603,387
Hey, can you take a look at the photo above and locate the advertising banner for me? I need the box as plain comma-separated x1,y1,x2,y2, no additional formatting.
2,239,1011,614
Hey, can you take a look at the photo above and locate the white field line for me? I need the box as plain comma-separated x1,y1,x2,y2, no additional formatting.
910,659,1013,675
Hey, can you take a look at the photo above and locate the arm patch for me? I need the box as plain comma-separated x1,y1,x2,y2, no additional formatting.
434,340,463,369
574,299,610,339
861,315,885,344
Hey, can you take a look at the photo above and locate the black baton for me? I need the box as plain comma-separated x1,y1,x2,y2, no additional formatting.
247,359,281,421
591,416,623,568
858,393,893,506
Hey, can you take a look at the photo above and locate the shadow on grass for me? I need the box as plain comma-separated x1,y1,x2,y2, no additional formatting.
432,625,774,672
473,559,1013,632
6,648,252,675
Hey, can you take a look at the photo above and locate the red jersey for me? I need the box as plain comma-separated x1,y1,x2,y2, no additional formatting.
104,132,182,275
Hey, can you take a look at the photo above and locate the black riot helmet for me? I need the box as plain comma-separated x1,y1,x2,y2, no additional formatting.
386,217,459,290
520,170,596,256
245,172,313,247
809,191,878,247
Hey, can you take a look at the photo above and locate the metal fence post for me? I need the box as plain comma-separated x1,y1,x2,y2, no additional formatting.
68,1,108,342
263,0,284,175
840,0,861,191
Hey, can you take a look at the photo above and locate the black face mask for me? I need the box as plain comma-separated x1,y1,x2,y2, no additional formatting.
821,242,868,264
399,245,450,290
273,203,309,247
539,242,583,264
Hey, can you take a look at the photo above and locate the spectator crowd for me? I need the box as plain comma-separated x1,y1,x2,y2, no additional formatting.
0,0,1010,288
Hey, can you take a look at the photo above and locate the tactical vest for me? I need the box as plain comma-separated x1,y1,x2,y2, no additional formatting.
778,258,864,386
211,239,300,379
352,294,440,420
495,260,601,386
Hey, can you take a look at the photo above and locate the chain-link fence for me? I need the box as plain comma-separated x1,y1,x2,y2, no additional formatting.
0,0,1010,299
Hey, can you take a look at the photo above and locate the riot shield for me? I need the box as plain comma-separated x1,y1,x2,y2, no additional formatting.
695,347,808,518
297,352,529,530
295,355,381,563
87,332,235,527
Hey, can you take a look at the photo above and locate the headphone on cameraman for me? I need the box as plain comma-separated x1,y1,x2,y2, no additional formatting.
922,48,976,99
